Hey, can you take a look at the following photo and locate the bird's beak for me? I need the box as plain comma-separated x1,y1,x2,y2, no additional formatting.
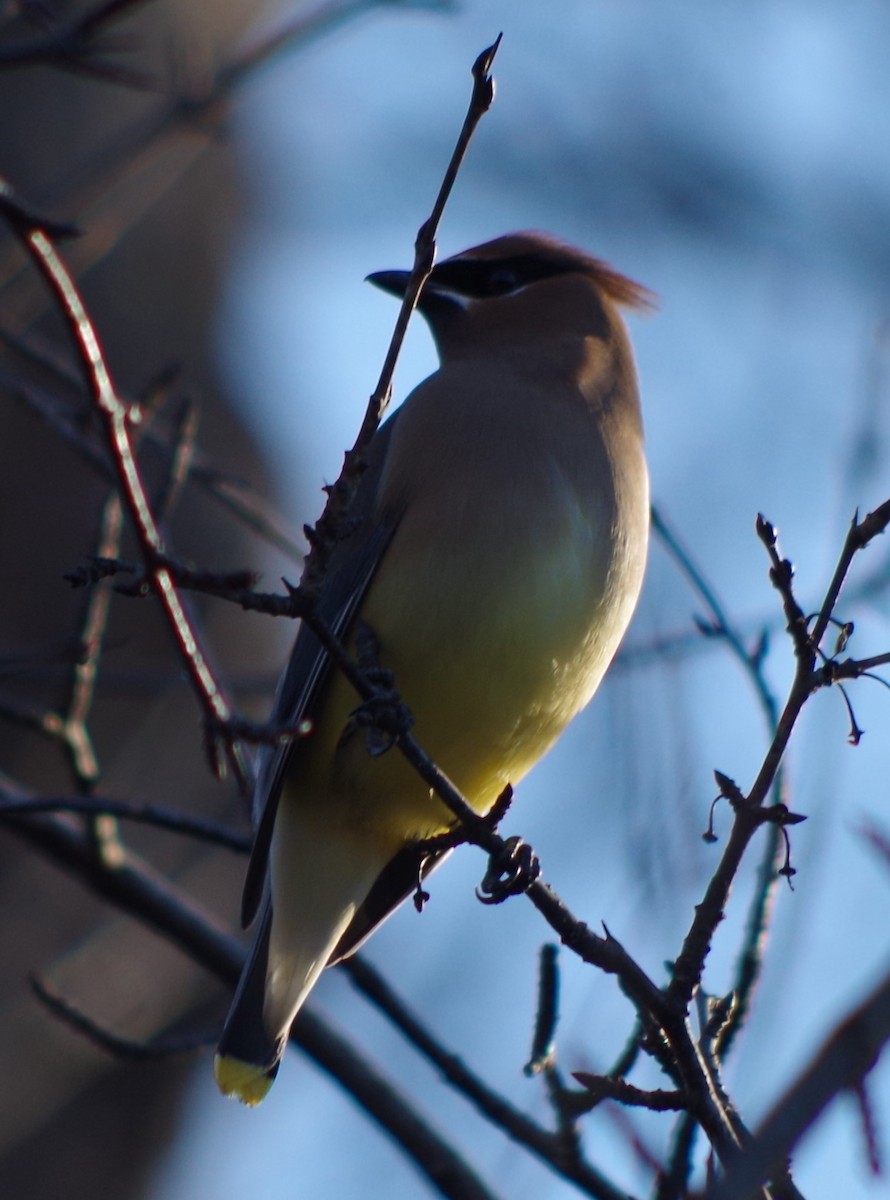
366,269,411,298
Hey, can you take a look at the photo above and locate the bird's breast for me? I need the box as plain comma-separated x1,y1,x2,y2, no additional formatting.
313,371,648,837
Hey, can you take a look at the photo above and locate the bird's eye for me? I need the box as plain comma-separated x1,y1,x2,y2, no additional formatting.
486,267,522,295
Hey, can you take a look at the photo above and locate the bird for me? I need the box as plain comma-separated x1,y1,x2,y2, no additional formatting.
214,231,651,1104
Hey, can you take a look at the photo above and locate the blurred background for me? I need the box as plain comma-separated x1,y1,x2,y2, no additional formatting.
1,1,889,1197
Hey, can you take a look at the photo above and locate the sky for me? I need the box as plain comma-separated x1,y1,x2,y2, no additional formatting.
150,2,890,1196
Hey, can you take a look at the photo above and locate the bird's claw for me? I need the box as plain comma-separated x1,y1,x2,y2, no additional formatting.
350,620,415,754
350,685,415,756
476,836,540,905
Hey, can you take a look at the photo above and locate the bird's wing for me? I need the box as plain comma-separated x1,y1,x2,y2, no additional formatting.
240,417,403,929
327,843,451,963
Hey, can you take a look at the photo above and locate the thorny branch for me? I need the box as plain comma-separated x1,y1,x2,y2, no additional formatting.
652,506,787,1063
299,33,502,595
666,509,890,1024
0,181,250,789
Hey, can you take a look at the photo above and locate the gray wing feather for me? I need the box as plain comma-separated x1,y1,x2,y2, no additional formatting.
241,417,402,928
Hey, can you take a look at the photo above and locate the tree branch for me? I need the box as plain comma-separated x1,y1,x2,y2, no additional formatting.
4,808,503,1200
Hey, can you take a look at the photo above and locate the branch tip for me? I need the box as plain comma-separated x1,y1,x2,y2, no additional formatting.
755,512,777,548
472,32,503,84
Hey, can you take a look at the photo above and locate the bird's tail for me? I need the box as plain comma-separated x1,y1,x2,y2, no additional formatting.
214,807,393,1105
214,901,281,1105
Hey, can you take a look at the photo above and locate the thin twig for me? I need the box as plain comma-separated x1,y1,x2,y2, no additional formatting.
0,0,455,332
571,1074,685,1114
652,506,780,734
669,504,890,1021
652,506,787,1059
357,33,503,444
300,33,502,594
59,375,186,860
0,791,250,852
526,943,560,1075
65,490,124,863
0,334,303,559
0,183,250,790
342,955,632,1200
809,500,890,653
30,973,215,1059
656,1111,699,1200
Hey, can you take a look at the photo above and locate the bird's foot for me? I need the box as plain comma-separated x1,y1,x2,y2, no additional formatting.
351,621,415,755
476,836,541,905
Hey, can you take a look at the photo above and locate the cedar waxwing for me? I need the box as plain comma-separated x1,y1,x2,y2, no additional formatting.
214,232,651,1104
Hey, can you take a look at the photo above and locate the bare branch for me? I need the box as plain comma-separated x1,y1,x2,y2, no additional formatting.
525,944,560,1076
652,506,788,1059
0,788,250,852
670,505,890,1030
300,33,502,595
571,1074,685,1114
342,956,632,1200
5,809,504,1200
709,964,890,1200
0,333,304,560
0,182,250,790
30,973,214,1060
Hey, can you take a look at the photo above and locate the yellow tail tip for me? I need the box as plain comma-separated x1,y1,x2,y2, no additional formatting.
214,1053,275,1106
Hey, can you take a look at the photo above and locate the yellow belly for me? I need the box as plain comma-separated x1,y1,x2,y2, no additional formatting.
285,502,640,845
283,367,648,849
